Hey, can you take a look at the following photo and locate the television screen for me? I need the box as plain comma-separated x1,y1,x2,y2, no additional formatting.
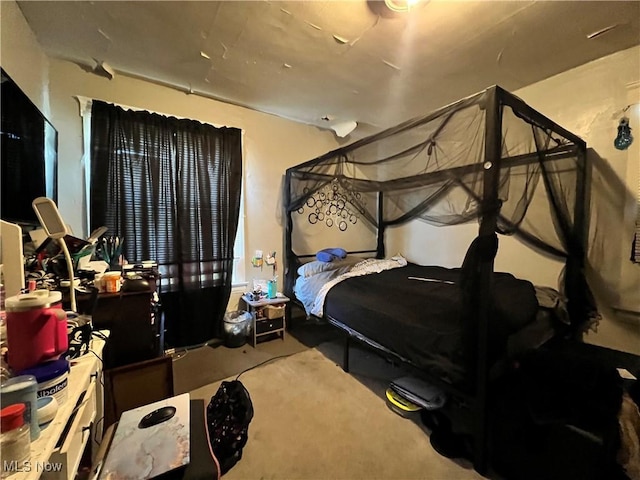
1,68,58,225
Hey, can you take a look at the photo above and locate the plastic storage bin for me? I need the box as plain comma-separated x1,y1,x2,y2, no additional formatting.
0,403,30,478
18,357,70,405
0,375,40,441
223,311,252,348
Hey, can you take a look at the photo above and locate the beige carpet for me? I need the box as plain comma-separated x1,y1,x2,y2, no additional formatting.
189,347,486,480
172,322,343,394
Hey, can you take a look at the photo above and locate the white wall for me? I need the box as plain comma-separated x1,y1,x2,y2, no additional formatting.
515,46,640,353
0,0,50,289
0,0,50,115
46,59,340,290
388,46,640,354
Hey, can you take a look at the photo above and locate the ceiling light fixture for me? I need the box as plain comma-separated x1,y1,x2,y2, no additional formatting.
384,0,420,13
92,60,115,80
331,121,358,138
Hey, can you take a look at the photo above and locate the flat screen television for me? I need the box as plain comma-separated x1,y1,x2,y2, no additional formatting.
1,68,58,226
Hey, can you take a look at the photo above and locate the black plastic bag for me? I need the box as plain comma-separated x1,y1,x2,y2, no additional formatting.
206,380,254,475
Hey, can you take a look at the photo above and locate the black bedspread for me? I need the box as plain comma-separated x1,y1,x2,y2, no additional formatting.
324,264,539,386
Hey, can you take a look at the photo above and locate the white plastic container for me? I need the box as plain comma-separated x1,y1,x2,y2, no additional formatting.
36,396,59,429
0,375,40,441
18,358,70,405
94,273,106,292
0,403,30,478
103,271,122,293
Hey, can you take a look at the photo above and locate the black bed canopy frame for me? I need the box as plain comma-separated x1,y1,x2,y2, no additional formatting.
283,85,591,474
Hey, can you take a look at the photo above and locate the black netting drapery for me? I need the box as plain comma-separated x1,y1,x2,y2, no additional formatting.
90,101,242,347
285,86,595,330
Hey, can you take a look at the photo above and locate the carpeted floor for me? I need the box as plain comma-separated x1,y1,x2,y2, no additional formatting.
172,320,343,394
171,318,495,479
187,341,486,480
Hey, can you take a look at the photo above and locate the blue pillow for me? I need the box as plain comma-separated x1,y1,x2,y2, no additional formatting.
316,248,347,263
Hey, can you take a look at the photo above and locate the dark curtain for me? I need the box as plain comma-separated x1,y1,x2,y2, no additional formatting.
90,101,242,347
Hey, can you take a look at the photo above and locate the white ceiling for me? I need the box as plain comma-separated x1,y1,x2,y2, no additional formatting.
18,1,640,139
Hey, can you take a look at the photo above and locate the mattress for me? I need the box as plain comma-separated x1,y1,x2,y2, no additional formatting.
322,264,540,386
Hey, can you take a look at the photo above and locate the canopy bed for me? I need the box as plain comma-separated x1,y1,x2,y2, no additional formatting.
283,86,596,474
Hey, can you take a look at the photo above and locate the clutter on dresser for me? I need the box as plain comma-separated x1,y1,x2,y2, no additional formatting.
35,395,59,429
16,357,70,406
4,290,68,373
0,375,40,441
1,288,93,413
102,271,122,293
66,310,94,360
0,403,31,475
121,273,150,293
0,205,110,478
0,331,107,480
88,265,162,369
98,235,125,270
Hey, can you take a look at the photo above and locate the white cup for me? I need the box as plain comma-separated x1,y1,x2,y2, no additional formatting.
94,273,105,292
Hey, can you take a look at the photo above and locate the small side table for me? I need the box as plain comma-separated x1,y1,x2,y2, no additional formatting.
241,294,290,347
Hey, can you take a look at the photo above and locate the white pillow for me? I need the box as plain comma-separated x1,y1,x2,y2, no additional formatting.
297,256,360,278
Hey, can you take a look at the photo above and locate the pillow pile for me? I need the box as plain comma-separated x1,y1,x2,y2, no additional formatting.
316,247,347,263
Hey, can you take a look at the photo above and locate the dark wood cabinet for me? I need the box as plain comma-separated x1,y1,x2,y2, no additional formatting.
86,280,162,369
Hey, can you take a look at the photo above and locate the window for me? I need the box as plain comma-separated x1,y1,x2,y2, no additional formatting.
232,189,247,287
79,98,246,286
86,100,244,347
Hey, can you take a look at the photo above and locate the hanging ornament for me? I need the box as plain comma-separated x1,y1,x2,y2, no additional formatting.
614,117,633,151
298,179,365,232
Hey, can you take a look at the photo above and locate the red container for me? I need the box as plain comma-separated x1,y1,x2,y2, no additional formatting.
5,290,68,372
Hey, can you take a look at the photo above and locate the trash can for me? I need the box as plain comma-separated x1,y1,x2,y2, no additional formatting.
223,310,252,348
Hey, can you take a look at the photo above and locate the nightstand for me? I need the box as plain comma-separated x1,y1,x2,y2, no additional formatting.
241,294,290,346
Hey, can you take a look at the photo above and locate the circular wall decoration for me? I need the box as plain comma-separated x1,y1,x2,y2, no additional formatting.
296,179,364,232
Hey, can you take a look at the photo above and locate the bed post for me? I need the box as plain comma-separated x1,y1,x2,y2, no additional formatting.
568,144,589,333
376,191,385,259
575,145,588,267
472,85,503,475
284,169,295,299
343,335,351,372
